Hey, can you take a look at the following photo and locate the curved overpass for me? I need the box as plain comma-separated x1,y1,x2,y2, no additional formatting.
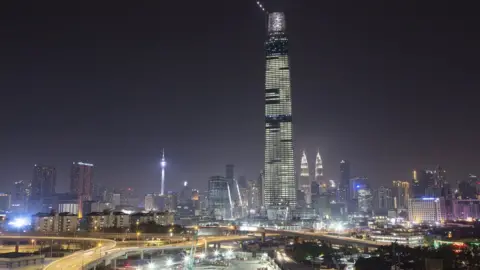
28,235,255,270
0,235,116,270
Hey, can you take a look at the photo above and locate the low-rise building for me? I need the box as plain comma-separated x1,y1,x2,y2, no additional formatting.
130,212,174,226
31,212,78,233
86,212,130,231
370,233,424,247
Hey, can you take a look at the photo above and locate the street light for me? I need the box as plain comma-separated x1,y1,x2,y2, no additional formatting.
166,258,173,267
147,262,156,269
214,250,219,256
136,231,141,246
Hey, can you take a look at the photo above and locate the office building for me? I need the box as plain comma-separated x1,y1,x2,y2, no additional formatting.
208,176,230,220
373,186,393,213
144,192,176,212
459,175,478,199
179,181,192,204
226,164,235,186
263,12,296,214
70,161,94,218
0,193,11,212
408,197,446,223
412,170,422,198
357,186,373,213
311,193,331,218
112,193,121,207
314,150,323,184
12,180,28,212
413,169,438,197
58,202,79,215
32,212,78,233
350,177,368,200
238,176,247,189
247,179,261,212
392,181,410,209
145,193,157,211
451,199,480,220
191,189,200,213
338,160,350,203
299,150,311,205
31,165,56,200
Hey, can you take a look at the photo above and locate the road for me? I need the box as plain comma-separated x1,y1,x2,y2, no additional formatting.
44,235,254,270
272,229,389,247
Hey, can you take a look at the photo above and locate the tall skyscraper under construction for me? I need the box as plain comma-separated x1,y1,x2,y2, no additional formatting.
263,12,296,217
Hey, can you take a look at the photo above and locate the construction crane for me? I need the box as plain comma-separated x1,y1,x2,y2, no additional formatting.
185,226,199,270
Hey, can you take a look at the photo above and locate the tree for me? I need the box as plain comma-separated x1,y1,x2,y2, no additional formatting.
355,257,390,270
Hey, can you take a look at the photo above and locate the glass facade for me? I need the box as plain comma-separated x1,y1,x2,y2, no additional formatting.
208,176,230,219
263,12,296,209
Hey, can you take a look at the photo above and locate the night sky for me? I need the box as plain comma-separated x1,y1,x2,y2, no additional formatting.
1,1,479,195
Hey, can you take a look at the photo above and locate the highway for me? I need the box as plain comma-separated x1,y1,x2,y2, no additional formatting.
271,229,389,247
43,235,254,270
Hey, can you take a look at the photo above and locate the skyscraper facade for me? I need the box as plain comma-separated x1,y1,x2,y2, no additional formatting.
392,180,410,209
263,12,296,212
314,150,323,184
31,165,56,200
70,161,94,218
338,160,350,203
373,186,393,213
208,176,230,220
299,150,311,206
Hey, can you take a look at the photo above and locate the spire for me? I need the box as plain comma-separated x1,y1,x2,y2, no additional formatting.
300,150,309,177
315,149,323,178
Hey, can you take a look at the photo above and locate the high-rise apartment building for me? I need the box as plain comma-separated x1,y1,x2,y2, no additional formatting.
299,150,311,206
263,12,296,214
32,165,56,200
70,161,94,218
392,181,410,209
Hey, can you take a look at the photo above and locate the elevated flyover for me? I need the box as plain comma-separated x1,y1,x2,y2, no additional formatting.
44,235,255,270
267,229,388,248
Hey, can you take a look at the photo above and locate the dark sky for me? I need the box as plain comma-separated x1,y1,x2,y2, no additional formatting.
1,1,479,195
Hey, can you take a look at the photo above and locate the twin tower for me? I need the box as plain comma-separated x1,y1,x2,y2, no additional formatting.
300,150,324,205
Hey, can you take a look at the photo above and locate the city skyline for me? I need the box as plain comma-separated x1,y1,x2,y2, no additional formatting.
1,1,479,195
